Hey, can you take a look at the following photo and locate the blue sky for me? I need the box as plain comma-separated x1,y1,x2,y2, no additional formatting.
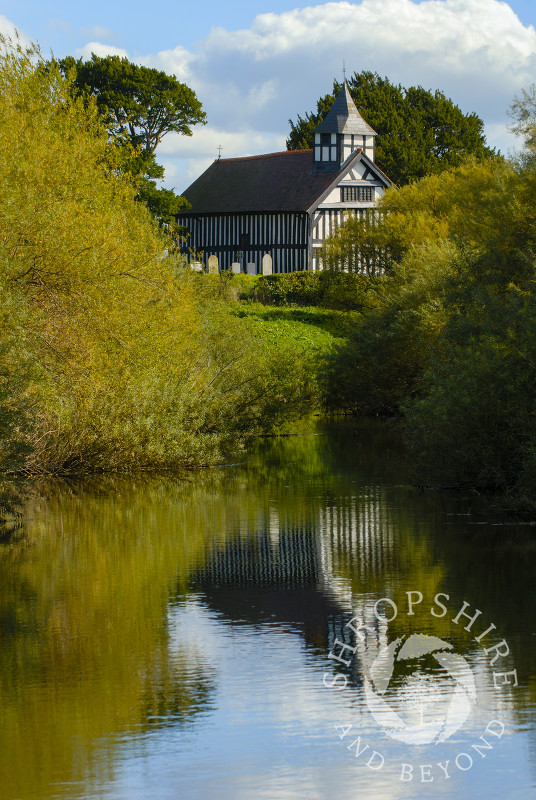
3,0,535,53
2,0,536,190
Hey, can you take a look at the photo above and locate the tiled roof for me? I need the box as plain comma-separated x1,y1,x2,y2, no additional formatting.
180,150,337,213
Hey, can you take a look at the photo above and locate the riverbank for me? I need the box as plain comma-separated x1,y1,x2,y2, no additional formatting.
0,49,319,506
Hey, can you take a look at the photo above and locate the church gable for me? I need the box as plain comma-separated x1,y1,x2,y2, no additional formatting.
309,150,393,212
308,150,394,270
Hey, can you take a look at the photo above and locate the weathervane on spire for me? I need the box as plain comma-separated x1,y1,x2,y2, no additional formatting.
343,59,346,83
217,145,223,160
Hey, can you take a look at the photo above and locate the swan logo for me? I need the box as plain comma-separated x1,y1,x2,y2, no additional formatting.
324,594,517,782
364,633,477,745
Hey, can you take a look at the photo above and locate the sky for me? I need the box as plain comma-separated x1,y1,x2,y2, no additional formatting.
1,0,536,191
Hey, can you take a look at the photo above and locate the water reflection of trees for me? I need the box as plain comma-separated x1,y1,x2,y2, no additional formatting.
0,475,223,800
191,421,536,723
0,419,535,798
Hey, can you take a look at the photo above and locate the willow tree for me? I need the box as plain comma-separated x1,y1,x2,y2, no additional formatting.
0,36,310,486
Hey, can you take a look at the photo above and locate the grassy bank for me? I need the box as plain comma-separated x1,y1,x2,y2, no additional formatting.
232,303,358,354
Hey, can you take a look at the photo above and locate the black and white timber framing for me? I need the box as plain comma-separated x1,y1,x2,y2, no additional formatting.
178,208,310,273
177,82,394,273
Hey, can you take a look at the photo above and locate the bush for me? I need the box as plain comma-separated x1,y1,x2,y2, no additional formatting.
405,333,536,493
320,241,458,414
250,270,381,311
317,146,536,508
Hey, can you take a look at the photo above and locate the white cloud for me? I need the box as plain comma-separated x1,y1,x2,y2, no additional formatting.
159,126,285,160
484,120,521,156
82,26,115,42
142,45,194,83
74,41,128,60
139,0,536,190
192,0,534,70
159,126,286,189
191,0,536,123
50,0,533,191
0,14,31,47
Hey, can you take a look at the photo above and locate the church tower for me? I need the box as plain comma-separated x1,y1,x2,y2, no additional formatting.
312,82,377,172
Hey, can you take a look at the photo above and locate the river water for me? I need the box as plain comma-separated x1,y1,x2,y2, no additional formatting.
0,419,535,800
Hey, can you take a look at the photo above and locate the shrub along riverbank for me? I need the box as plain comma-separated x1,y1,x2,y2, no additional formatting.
229,140,536,513
318,141,536,512
0,40,316,518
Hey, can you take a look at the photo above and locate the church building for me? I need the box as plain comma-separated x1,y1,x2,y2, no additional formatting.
177,83,394,273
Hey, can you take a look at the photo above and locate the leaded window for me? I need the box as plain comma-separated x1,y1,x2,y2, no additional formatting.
340,186,373,202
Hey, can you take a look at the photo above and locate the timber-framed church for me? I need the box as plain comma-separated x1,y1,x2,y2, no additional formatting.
177,83,394,273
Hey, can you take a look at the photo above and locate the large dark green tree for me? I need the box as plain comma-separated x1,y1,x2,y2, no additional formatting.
59,54,205,154
287,71,494,185
57,54,206,228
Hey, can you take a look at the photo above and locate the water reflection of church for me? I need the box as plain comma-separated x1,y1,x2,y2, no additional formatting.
187,487,395,678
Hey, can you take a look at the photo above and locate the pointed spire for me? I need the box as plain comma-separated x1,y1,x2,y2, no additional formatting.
314,82,376,136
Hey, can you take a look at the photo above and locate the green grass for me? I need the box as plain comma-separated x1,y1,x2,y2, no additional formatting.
230,301,361,356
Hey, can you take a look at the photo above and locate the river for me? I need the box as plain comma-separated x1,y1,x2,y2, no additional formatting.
0,419,534,800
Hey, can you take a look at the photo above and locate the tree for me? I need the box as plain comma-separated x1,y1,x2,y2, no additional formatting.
318,125,536,506
508,84,536,150
287,71,494,186
59,54,205,154
0,37,311,481
120,148,190,229
58,54,206,229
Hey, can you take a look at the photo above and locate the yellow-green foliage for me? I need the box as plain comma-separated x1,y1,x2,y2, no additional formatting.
320,145,536,505
322,157,516,274
0,38,310,483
